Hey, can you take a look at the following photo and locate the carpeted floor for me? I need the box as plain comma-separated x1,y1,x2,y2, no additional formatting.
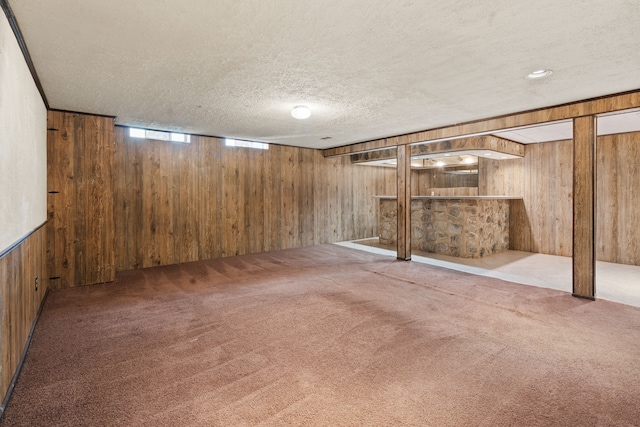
3,244,640,426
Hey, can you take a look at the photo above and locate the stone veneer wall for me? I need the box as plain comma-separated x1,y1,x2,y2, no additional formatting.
379,198,510,258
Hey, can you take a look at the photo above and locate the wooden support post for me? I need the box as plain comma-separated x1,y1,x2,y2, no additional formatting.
397,144,411,260
572,116,596,299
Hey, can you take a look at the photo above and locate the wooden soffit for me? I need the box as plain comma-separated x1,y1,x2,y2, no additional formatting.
326,89,640,157
350,135,524,163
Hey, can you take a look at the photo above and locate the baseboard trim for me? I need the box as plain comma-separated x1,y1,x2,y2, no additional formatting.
572,293,596,301
0,288,50,420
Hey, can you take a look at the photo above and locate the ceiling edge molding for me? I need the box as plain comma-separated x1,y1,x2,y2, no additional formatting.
1,0,48,108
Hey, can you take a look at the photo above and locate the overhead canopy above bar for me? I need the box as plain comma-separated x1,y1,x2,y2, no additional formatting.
350,135,525,164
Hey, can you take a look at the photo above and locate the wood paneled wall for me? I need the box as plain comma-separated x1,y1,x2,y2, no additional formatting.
597,132,640,265
411,169,478,195
479,141,573,256
480,131,640,265
114,128,396,271
0,225,47,403
47,111,115,289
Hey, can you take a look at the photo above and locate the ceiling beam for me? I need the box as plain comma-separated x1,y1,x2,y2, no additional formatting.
324,89,640,157
349,135,524,163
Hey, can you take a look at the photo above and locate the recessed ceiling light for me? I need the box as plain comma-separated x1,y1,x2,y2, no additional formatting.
291,105,311,119
526,69,553,79
463,157,475,164
436,161,445,167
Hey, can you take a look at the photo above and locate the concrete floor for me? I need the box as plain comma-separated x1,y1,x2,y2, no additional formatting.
336,238,640,308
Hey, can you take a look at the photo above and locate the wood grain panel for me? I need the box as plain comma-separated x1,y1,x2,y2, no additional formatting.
324,90,640,156
478,157,524,196
397,145,411,260
114,128,396,271
0,224,47,403
596,132,640,265
573,116,596,299
479,141,573,256
411,135,524,157
412,168,478,196
349,135,524,163
47,111,115,288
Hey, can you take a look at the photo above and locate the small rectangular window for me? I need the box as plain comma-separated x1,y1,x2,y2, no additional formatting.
129,128,146,138
225,138,268,150
171,133,190,143
129,127,190,143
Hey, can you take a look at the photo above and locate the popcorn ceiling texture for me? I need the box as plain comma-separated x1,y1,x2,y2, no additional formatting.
379,198,510,258
8,0,640,149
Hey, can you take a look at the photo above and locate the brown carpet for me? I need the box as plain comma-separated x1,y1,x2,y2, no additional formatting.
3,245,640,426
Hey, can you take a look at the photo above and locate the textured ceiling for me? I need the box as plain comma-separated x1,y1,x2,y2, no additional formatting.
8,0,640,149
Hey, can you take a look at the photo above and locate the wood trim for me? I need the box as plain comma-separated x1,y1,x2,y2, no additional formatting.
48,108,116,120
397,144,411,260
323,90,640,157
0,289,49,419
350,147,397,163
350,135,524,163
0,0,48,108
0,224,48,407
572,116,597,299
0,221,47,261
411,135,524,157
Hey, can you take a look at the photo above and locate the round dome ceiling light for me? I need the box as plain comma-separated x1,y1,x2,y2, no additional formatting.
291,105,311,119
526,69,553,79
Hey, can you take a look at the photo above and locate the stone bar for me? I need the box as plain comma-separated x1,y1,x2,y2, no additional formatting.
377,196,520,258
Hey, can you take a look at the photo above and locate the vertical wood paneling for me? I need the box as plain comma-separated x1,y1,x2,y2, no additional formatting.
573,116,596,299
486,141,573,256
397,145,411,260
597,132,640,265
480,132,640,266
478,157,524,197
0,225,47,403
47,111,115,288
113,128,396,271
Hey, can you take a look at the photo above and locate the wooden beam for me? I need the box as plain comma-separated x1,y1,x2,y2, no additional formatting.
397,144,411,260
411,135,525,157
572,116,596,299
349,135,524,164
350,147,397,164
323,90,640,157
324,138,390,157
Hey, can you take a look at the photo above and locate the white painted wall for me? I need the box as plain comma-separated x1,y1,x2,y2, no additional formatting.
0,12,47,255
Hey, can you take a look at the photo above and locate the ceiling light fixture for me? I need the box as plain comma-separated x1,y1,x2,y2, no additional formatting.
291,105,311,119
463,157,475,164
436,161,445,167
526,69,553,79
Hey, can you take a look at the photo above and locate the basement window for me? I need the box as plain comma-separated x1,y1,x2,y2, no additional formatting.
129,127,191,143
225,138,269,150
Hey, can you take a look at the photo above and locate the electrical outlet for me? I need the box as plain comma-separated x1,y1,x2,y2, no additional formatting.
35,276,38,292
